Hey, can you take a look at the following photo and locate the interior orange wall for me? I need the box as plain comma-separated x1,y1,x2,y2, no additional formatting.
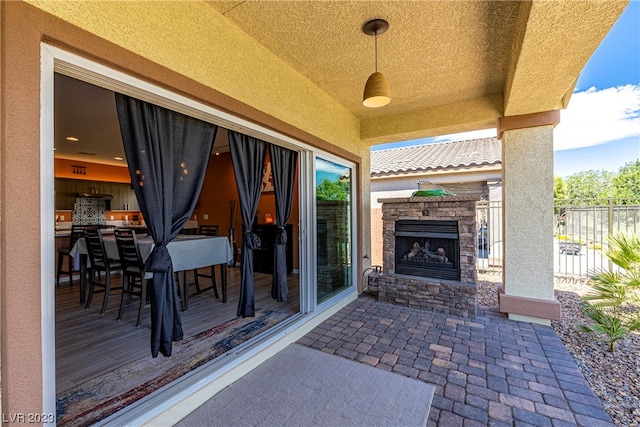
54,158,131,183
194,153,237,233
196,152,300,269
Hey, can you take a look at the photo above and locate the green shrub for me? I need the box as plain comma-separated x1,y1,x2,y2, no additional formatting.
579,233,640,352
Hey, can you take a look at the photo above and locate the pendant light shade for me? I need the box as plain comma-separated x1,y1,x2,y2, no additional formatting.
362,18,390,108
363,71,391,108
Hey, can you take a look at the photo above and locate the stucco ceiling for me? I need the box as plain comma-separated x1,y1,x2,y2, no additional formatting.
206,0,627,144
208,1,520,120
54,1,628,165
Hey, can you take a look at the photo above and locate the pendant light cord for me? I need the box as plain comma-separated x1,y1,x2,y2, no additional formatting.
374,31,379,73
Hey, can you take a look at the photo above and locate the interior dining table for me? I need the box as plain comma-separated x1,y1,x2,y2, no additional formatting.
70,233,234,310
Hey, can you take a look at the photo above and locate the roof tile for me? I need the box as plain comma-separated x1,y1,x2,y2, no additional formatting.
371,137,501,176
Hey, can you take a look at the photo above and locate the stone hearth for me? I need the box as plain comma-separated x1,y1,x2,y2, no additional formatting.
378,195,480,318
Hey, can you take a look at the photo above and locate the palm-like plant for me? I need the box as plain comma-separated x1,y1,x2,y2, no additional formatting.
578,233,640,352
578,302,631,352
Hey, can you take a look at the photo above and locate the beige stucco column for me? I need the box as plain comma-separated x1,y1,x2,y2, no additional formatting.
497,111,561,325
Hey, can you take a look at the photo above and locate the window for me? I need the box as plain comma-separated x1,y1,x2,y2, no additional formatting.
315,157,353,303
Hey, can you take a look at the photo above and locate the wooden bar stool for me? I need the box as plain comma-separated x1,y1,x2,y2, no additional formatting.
192,224,220,299
114,228,149,326
84,228,122,315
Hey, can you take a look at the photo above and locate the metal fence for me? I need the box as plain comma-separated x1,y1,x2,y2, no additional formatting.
475,198,640,279
476,200,503,273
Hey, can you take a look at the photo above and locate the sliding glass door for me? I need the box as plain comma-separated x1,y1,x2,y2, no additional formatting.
315,157,353,303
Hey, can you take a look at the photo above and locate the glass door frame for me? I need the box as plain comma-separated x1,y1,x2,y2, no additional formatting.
310,153,358,310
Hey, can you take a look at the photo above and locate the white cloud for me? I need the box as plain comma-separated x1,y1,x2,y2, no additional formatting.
554,84,640,151
316,157,349,175
375,85,639,152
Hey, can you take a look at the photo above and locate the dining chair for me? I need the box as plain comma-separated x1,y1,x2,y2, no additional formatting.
56,224,86,286
192,224,220,299
114,228,148,326
84,228,122,315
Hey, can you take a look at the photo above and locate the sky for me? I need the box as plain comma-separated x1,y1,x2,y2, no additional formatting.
316,157,350,183
372,1,640,179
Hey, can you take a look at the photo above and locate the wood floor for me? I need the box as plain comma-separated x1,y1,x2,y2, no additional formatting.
55,266,300,394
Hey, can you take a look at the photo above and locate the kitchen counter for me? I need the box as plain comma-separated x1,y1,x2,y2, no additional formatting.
54,220,198,236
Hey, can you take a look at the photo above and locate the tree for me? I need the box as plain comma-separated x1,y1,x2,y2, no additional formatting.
316,178,349,201
611,160,640,202
564,169,614,202
554,176,567,200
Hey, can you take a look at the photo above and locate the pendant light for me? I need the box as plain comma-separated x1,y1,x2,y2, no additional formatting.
362,18,391,108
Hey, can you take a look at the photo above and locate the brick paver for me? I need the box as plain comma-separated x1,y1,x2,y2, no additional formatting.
298,295,613,426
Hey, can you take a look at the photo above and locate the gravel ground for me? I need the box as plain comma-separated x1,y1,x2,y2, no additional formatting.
477,273,640,426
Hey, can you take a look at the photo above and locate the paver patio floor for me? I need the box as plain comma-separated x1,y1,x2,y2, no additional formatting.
298,294,614,427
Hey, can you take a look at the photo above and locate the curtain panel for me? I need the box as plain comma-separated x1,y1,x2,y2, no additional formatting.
269,144,297,301
115,93,217,357
228,131,267,317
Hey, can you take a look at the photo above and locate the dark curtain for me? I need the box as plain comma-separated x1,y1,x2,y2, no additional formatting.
228,130,267,317
115,93,217,357
269,144,297,302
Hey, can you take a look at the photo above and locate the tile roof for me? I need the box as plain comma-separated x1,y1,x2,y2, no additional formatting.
370,137,501,176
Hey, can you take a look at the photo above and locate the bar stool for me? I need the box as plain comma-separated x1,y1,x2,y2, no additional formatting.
84,228,122,315
56,225,86,286
114,228,149,326
193,224,220,299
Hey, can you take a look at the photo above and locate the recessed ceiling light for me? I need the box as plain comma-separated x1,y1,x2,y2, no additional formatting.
66,136,79,142
114,156,124,161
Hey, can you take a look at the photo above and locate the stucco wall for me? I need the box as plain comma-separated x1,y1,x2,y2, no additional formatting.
1,3,47,416
1,1,371,416
28,0,372,287
502,126,554,302
26,0,361,152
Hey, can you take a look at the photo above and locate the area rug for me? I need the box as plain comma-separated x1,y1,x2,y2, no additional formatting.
177,343,435,427
56,309,290,427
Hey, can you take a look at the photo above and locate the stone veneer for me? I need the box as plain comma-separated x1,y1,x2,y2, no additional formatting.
378,196,480,318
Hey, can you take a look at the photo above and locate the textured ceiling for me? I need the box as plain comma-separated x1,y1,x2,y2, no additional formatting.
205,0,628,145
54,1,628,165
207,1,521,121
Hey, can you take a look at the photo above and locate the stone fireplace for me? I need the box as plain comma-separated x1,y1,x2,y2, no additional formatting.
377,195,480,318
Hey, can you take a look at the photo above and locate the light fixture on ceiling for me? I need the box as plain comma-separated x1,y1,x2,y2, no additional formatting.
362,18,391,108
114,156,124,161
66,136,79,142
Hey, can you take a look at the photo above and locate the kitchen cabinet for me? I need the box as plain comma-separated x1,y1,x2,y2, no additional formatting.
55,178,139,211
252,224,293,275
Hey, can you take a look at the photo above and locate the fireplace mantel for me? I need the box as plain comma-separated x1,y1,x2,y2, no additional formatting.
378,195,482,204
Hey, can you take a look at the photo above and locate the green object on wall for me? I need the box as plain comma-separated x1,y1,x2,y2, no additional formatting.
411,189,455,197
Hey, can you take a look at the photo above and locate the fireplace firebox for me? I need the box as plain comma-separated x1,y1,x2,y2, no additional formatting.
395,220,460,281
